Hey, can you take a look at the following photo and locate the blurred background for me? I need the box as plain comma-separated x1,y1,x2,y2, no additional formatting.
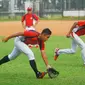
0,0,85,20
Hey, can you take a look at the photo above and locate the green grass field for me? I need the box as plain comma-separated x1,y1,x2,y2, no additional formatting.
0,36,85,85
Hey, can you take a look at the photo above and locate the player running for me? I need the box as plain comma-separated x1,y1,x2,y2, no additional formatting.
1,28,52,78
54,21,85,65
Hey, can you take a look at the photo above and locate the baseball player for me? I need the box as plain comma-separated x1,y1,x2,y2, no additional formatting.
54,21,85,65
21,7,39,31
1,28,52,78
21,7,39,48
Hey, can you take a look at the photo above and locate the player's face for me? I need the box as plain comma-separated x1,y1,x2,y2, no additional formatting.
28,10,32,14
40,34,50,41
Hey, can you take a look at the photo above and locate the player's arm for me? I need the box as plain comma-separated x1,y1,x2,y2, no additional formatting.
40,50,51,69
2,32,24,42
21,15,26,29
21,21,26,29
33,14,39,27
66,22,78,38
33,19,39,27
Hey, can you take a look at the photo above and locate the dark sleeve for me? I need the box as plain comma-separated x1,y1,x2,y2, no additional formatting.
39,41,45,50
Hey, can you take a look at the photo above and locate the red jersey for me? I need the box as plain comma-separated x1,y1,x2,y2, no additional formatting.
75,21,85,36
78,21,85,26
22,13,39,27
23,30,45,50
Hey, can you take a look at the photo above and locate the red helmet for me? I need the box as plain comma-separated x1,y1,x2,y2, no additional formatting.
27,7,32,11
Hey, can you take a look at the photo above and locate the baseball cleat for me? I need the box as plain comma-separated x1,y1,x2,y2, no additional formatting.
36,72,47,79
54,48,59,61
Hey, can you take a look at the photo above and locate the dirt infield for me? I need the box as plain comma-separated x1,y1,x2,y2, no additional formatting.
0,20,76,36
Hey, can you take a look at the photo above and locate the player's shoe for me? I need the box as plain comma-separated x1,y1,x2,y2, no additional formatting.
54,48,59,61
36,72,47,79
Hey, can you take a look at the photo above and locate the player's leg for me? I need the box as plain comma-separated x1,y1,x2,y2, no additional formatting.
57,32,85,55
71,32,85,65
54,39,77,60
0,55,10,65
58,39,77,54
0,47,21,65
55,31,84,56
15,40,46,78
71,32,85,49
81,48,85,65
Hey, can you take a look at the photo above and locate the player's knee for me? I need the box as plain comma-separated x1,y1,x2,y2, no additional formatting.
26,53,35,60
29,57,35,60
71,49,76,54
8,54,16,60
27,55,35,60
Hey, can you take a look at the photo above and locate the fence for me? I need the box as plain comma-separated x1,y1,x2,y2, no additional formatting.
0,0,85,20
39,0,85,17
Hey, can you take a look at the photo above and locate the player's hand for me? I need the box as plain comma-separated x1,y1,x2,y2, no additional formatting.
46,65,52,69
46,65,59,78
2,37,8,42
47,67,59,78
66,33,70,38
33,25,36,28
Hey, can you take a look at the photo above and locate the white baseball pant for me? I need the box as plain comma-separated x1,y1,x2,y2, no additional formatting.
26,26,35,31
58,32,85,64
8,37,35,61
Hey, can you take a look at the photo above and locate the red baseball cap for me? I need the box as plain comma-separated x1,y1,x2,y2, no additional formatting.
27,7,32,11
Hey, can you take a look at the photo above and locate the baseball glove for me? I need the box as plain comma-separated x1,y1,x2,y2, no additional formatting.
47,68,59,78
